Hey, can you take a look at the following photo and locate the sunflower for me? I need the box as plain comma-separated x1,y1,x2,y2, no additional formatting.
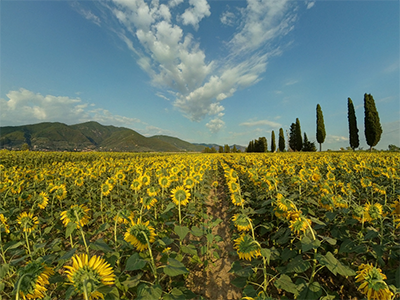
141,175,151,186
333,195,348,209
355,263,393,300
17,260,54,300
232,213,252,231
64,253,115,300
353,205,366,223
158,176,171,189
146,186,158,197
100,182,113,196
171,186,190,206
391,200,400,216
326,171,336,181
60,204,90,229
19,191,32,203
227,180,239,194
17,212,39,233
37,192,49,209
311,173,321,182
114,209,135,224
75,177,85,187
289,216,311,236
124,219,156,251
115,171,125,182
361,177,372,188
141,197,158,210
231,193,245,206
372,184,386,196
0,213,10,233
183,177,195,189
211,181,218,188
130,178,142,192
228,169,239,180
234,234,261,261
319,195,335,211
51,184,67,200
364,202,383,221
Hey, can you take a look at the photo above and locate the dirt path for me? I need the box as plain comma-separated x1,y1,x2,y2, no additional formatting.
187,185,242,300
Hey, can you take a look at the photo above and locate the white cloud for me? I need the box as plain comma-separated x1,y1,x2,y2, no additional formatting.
206,117,225,133
156,92,170,101
180,0,211,30
229,0,296,55
139,125,175,136
100,0,298,133
305,1,315,10
285,79,298,86
239,119,281,128
71,2,101,26
0,88,141,128
220,10,236,26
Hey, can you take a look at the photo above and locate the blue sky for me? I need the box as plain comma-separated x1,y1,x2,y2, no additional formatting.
1,0,399,150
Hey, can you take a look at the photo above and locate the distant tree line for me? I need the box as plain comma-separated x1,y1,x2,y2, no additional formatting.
203,144,241,153
244,93,384,152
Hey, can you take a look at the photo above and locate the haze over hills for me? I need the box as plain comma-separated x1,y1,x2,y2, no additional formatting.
0,121,243,152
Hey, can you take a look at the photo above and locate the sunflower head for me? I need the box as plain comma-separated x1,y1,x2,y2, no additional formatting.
64,253,115,299
228,180,239,194
101,182,113,196
37,192,49,210
391,200,400,216
130,179,142,192
60,204,90,229
16,259,54,300
158,176,171,189
141,175,151,186
171,186,190,206
0,213,10,234
75,177,85,187
365,203,383,221
289,216,311,236
141,197,158,210
231,193,244,207
17,212,39,233
319,195,335,211
124,219,156,251
184,177,195,189
232,213,252,231
54,184,67,200
361,177,372,188
234,234,261,261
211,181,218,188
355,263,393,300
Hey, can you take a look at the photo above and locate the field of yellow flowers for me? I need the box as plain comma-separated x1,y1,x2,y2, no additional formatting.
0,149,399,300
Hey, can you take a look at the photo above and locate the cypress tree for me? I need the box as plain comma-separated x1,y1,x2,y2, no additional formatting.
278,128,285,152
347,97,359,150
316,104,326,151
364,93,382,151
295,118,303,151
289,123,296,151
271,131,276,152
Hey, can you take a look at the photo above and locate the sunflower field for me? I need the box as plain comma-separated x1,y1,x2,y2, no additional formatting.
0,149,399,300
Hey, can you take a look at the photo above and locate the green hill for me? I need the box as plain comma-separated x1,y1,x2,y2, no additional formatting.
150,135,205,152
0,121,203,152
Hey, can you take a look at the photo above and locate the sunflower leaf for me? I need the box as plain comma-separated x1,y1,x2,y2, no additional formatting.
125,253,147,271
163,258,189,277
65,222,76,238
316,252,355,276
298,281,322,300
274,274,298,295
174,225,189,241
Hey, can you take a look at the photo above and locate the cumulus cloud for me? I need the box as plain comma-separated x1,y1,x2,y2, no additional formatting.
206,117,225,133
0,88,141,127
100,0,299,132
239,119,281,128
180,0,211,30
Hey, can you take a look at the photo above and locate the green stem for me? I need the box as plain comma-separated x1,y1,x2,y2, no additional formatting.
100,193,104,224
15,273,31,300
141,231,158,284
262,256,268,292
24,228,32,258
0,230,6,263
70,234,74,248
74,211,89,255
82,279,90,300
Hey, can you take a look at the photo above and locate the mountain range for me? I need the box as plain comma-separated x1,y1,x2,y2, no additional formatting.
0,121,244,152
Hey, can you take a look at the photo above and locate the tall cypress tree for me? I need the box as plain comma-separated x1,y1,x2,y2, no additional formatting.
278,128,285,152
316,104,326,151
347,97,359,150
364,93,382,151
271,131,276,152
289,123,296,151
295,118,303,151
